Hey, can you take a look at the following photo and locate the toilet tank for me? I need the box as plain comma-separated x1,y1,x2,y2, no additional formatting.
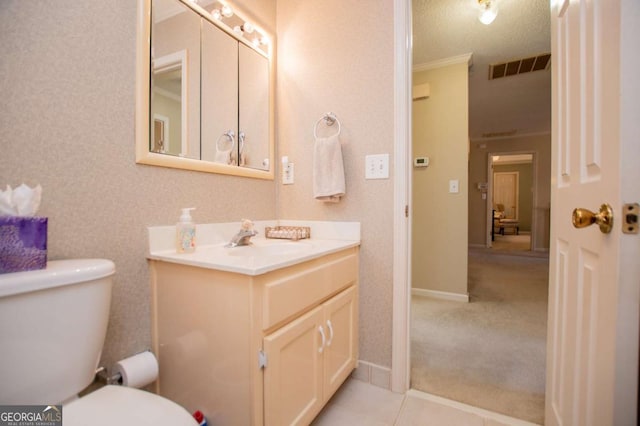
0,259,114,404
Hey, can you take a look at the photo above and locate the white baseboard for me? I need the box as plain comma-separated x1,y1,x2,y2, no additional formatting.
468,243,486,249
412,288,470,303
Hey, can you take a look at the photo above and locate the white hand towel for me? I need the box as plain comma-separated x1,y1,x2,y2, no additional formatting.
313,133,345,202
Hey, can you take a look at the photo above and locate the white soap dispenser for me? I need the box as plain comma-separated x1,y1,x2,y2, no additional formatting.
176,208,196,253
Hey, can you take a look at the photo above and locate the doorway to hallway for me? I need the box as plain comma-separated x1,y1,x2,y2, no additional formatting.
410,249,549,424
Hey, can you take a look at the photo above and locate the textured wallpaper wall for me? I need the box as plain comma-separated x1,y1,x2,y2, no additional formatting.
275,0,396,367
0,0,396,373
0,0,276,369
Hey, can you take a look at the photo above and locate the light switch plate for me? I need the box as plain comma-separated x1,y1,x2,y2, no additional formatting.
449,179,459,193
283,163,294,184
365,154,390,179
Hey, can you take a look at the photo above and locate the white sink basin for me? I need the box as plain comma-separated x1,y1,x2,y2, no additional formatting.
226,241,313,257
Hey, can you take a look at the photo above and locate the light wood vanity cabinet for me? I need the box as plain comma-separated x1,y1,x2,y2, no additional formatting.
150,246,359,426
263,285,357,425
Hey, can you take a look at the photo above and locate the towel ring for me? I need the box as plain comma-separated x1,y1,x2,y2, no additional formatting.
216,130,235,151
314,112,341,139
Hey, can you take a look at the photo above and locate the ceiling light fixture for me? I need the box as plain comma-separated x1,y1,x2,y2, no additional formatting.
477,0,498,25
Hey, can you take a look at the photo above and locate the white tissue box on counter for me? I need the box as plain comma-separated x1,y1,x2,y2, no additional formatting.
0,216,48,274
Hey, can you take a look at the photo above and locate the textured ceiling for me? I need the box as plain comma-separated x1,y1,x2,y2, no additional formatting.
413,0,551,140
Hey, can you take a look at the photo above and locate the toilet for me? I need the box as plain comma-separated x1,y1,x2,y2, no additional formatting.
0,259,197,426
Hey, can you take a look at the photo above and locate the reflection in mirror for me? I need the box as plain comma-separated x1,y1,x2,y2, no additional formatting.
239,44,270,170
213,130,236,164
152,51,185,156
201,16,238,164
151,0,200,159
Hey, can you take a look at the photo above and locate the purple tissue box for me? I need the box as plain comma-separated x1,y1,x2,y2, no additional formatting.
0,216,48,274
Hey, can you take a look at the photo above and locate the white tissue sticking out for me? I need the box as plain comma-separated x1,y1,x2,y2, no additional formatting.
0,184,42,216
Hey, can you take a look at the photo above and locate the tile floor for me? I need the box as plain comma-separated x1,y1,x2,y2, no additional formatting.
312,379,541,426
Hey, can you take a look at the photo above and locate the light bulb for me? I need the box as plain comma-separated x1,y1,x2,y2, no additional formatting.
221,5,233,18
479,8,497,24
233,26,243,36
260,35,269,46
243,22,254,34
211,9,222,20
252,37,261,47
478,0,498,25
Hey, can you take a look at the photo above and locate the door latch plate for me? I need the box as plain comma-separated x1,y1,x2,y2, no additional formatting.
622,203,639,234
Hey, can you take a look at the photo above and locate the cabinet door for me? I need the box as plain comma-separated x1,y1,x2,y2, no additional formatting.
322,286,358,398
200,19,238,163
264,306,324,426
238,43,270,170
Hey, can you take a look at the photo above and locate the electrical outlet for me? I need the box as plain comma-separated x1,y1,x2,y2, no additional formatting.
449,179,459,193
365,154,390,179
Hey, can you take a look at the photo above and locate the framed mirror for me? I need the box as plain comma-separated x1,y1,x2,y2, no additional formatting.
135,0,274,179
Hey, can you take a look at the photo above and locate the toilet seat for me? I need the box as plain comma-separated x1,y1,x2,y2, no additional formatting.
64,385,198,426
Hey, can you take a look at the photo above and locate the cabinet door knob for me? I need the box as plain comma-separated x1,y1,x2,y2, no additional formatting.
326,320,334,346
318,325,326,353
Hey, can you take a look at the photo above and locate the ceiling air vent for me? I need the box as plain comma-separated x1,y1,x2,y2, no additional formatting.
489,53,551,80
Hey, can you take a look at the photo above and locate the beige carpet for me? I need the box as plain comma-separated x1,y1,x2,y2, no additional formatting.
492,233,531,252
411,250,549,424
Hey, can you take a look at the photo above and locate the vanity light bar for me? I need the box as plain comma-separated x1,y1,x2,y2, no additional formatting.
178,0,270,55
184,0,270,56
213,1,269,45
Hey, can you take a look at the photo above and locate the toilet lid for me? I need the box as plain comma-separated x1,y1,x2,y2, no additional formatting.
63,385,198,426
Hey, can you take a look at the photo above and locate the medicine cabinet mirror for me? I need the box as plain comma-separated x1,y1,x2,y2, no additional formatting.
136,0,274,179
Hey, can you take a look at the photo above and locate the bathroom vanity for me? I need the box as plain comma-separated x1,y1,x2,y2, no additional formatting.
148,221,360,425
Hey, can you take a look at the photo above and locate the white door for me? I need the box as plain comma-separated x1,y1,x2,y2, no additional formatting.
546,1,639,425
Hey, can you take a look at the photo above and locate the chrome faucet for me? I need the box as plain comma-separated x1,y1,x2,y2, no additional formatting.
225,219,258,248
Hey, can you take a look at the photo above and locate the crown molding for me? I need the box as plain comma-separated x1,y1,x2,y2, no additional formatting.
413,53,473,72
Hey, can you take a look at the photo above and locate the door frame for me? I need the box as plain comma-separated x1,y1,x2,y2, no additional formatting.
392,0,639,415
486,151,537,249
390,0,412,392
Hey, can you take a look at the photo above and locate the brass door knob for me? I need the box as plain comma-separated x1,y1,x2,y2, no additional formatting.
572,204,614,234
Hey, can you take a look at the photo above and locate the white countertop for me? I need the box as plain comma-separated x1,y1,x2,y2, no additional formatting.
147,220,360,276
